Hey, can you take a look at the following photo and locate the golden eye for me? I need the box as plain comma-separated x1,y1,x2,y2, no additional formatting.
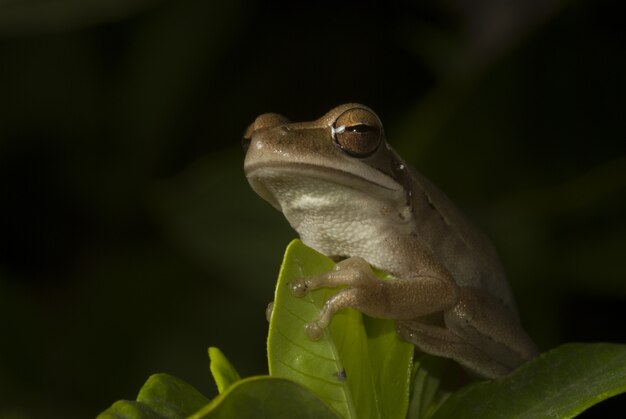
332,107,382,157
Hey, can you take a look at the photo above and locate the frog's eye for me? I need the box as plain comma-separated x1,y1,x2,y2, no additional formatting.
333,107,382,157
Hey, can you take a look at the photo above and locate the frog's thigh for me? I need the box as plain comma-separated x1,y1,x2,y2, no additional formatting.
398,287,533,378
444,287,538,365
396,319,511,379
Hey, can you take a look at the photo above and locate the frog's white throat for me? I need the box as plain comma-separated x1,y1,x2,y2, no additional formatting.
247,167,415,262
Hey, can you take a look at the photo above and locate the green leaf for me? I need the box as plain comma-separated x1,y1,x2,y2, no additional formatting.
208,347,242,394
97,373,210,419
362,316,415,417
431,343,626,419
136,373,210,418
97,400,161,419
267,240,414,419
189,376,340,419
407,355,455,419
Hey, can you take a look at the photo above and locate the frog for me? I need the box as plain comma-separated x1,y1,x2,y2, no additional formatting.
242,103,538,378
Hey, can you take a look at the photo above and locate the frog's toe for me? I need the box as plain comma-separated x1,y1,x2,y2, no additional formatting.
266,301,274,322
289,280,309,297
304,321,324,340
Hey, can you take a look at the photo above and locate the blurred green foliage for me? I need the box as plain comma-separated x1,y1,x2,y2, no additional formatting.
0,0,624,417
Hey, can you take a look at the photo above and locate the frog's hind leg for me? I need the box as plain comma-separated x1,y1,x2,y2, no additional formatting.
396,319,512,379
397,287,537,379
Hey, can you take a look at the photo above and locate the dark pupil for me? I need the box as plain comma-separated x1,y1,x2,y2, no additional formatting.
347,124,374,133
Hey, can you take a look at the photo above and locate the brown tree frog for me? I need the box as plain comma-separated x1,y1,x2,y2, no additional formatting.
243,104,538,378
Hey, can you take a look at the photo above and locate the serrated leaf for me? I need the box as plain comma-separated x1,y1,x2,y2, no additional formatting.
97,373,210,419
431,343,626,419
267,240,414,419
208,347,242,394
189,376,340,419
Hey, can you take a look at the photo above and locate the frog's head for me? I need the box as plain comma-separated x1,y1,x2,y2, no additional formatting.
243,104,408,213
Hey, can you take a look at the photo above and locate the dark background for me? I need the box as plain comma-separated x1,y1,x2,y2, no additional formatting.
0,0,624,417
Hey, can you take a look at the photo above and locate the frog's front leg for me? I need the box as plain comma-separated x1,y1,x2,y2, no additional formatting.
289,256,459,340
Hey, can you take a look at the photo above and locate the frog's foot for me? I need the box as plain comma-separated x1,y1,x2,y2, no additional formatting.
290,256,459,341
302,287,366,340
289,256,374,297
304,321,324,340
289,257,379,340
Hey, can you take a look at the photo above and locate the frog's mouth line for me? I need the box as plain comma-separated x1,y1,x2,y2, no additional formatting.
245,163,403,211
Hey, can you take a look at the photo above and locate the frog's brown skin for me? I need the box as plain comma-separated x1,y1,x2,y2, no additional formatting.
243,104,538,378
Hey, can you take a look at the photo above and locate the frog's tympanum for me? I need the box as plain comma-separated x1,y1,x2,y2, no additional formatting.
243,104,538,378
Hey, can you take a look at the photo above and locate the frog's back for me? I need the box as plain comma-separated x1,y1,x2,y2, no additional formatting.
406,166,517,312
